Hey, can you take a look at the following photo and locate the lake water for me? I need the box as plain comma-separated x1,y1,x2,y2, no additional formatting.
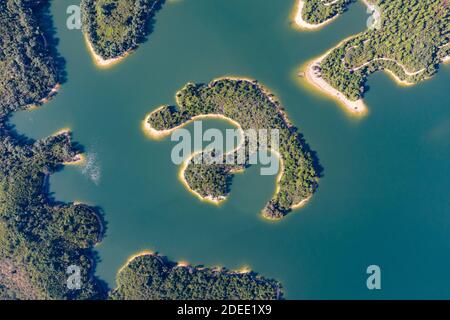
11,0,450,299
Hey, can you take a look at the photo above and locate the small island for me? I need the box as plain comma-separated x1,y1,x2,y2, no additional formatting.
295,0,450,114
110,252,283,300
144,78,320,220
81,0,162,67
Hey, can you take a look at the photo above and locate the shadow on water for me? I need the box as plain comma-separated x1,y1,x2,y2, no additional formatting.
37,0,67,85
143,0,167,43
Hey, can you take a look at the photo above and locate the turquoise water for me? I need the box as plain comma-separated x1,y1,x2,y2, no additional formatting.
11,0,450,299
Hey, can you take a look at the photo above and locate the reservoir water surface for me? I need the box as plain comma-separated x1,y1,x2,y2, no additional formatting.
11,0,450,298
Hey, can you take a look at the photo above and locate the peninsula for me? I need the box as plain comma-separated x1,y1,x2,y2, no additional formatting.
111,253,283,300
295,0,450,114
0,0,107,300
81,0,162,67
144,78,320,220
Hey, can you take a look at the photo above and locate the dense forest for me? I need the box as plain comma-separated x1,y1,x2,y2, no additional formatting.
305,0,450,101
111,254,283,300
147,79,320,220
81,0,163,60
0,0,105,299
0,130,106,299
0,0,64,115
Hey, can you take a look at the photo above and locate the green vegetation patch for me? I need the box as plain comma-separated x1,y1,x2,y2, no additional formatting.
0,0,105,299
306,0,450,101
0,1,284,300
111,254,283,300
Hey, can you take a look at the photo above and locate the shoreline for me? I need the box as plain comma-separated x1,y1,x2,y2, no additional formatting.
176,114,245,205
178,154,229,205
293,0,368,115
143,109,245,205
63,153,86,166
292,195,312,209
302,43,431,114
39,83,61,104
27,83,61,110
301,37,369,115
297,1,447,115
292,0,339,30
352,57,426,77
301,44,446,113
263,149,312,220
83,33,130,69
117,250,156,276
116,251,252,280
383,69,415,87
51,128,87,166
142,77,288,139
72,200,105,245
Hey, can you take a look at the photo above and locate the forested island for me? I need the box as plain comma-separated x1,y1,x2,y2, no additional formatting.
81,0,163,66
296,0,450,113
111,253,283,300
144,78,320,220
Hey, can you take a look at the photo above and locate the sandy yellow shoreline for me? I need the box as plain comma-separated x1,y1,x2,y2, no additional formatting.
51,127,71,137
83,33,130,69
39,83,61,104
63,153,86,166
301,36,369,116
383,69,415,87
263,148,312,220
143,111,244,141
26,83,61,110
383,52,450,85
142,77,285,139
178,153,229,205
142,97,245,204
